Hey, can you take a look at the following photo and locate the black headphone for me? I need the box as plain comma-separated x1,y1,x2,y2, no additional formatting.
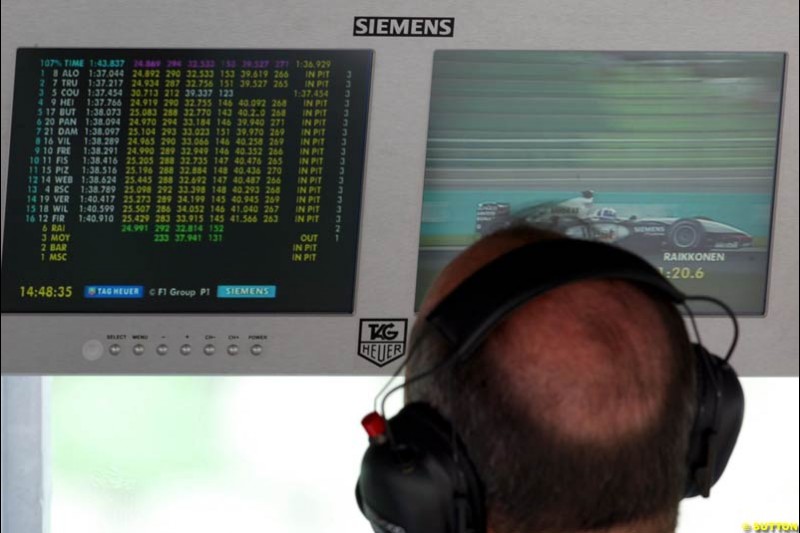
356,239,745,533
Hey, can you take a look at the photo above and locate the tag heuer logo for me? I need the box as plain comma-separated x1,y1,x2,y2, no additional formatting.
358,319,408,367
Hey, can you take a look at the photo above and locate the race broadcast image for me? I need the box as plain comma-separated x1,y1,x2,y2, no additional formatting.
415,51,785,315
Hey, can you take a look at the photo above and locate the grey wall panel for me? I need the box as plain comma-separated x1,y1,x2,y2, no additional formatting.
0,376,50,533
1,0,797,375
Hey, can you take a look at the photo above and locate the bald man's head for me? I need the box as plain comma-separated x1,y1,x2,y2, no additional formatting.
406,227,696,533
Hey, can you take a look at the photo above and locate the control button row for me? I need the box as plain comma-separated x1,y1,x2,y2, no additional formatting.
105,343,263,356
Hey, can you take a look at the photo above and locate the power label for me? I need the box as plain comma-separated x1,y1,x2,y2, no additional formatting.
358,319,408,367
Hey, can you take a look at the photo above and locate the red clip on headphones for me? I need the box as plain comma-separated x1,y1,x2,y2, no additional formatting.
356,239,744,533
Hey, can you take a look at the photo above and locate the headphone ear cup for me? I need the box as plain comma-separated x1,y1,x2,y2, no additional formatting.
685,344,745,498
355,403,486,533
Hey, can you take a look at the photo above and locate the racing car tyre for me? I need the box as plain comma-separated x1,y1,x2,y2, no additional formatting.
667,219,706,250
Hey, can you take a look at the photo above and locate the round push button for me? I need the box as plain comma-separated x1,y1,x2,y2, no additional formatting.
108,344,122,356
82,340,104,361
227,344,239,356
132,344,145,356
250,344,263,356
180,344,191,356
156,344,168,356
203,344,216,356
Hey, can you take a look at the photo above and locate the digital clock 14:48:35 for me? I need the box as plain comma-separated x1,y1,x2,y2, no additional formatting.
19,285,74,298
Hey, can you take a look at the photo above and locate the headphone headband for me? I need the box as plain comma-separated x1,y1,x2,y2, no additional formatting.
427,239,685,361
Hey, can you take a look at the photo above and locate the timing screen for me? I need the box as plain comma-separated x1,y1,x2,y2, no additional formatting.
416,51,785,315
1,49,373,312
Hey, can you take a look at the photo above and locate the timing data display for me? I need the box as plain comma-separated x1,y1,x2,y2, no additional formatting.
1,49,373,313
